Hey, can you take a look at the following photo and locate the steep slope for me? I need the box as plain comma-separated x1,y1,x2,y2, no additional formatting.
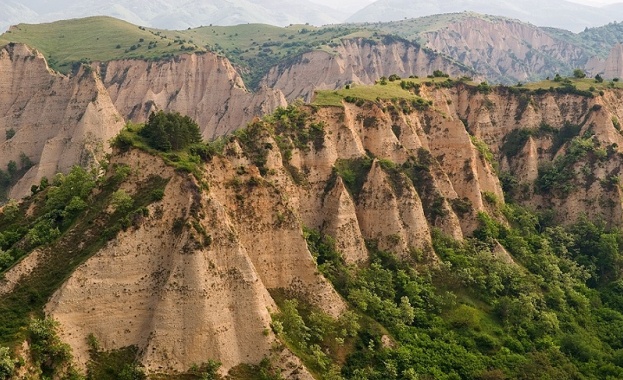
0,43,124,200
3,81,623,378
97,53,286,139
603,43,623,79
441,83,623,224
260,37,475,101
43,149,331,376
0,36,286,200
40,98,504,372
421,16,589,83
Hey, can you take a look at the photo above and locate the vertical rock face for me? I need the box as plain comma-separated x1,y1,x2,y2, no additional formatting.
423,17,589,83
357,160,431,256
444,83,623,225
30,84,623,377
0,43,125,199
98,53,287,139
260,38,474,102
45,150,321,376
603,43,623,80
43,98,510,375
0,45,286,201
321,177,368,264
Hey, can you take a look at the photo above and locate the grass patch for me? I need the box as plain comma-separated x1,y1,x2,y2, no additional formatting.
313,79,434,106
0,17,195,74
519,77,623,92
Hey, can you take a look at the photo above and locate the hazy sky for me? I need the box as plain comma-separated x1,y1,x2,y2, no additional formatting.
309,0,376,11
308,0,623,10
568,0,622,4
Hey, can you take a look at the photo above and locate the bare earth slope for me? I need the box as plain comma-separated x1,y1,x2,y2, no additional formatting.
0,82,621,377
98,54,286,139
260,37,475,102
0,43,124,199
0,43,286,200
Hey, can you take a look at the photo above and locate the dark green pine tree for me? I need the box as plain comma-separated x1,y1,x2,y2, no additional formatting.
140,111,201,151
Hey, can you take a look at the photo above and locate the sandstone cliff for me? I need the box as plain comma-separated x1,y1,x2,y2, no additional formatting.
441,84,623,225
98,53,286,139
260,37,474,102
2,82,622,377
422,16,589,83
0,44,286,201
39,95,510,376
603,43,623,80
44,149,325,377
0,43,124,200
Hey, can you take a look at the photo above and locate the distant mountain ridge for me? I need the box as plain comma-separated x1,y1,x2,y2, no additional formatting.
347,0,623,32
3,13,623,91
1,0,622,33
0,0,347,32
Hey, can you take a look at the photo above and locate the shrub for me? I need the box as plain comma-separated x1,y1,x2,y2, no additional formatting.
476,82,492,94
4,129,15,140
111,190,134,214
28,318,74,377
0,347,14,379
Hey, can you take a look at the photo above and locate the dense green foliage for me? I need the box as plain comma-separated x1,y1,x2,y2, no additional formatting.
112,114,223,180
283,203,623,379
86,344,146,380
536,132,612,197
28,317,82,379
139,111,202,152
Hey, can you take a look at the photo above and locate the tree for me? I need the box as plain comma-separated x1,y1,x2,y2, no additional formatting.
573,69,586,79
595,74,604,83
6,161,16,178
140,111,202,151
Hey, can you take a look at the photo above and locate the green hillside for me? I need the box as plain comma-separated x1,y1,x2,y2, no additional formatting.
0,16,366,88
1,14,620,91
545,22,623,59
171,23,363,89
0,16,200,74
341,12,492,45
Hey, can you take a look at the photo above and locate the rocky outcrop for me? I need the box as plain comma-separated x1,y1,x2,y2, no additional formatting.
45,150,320,377
443,84,623,225
0,44,286,201
27,83,623,377
260,37,474,102
603,43,623,80
98,53,286,139
423,16,589,83
0,43,125,199
43,95,513,375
